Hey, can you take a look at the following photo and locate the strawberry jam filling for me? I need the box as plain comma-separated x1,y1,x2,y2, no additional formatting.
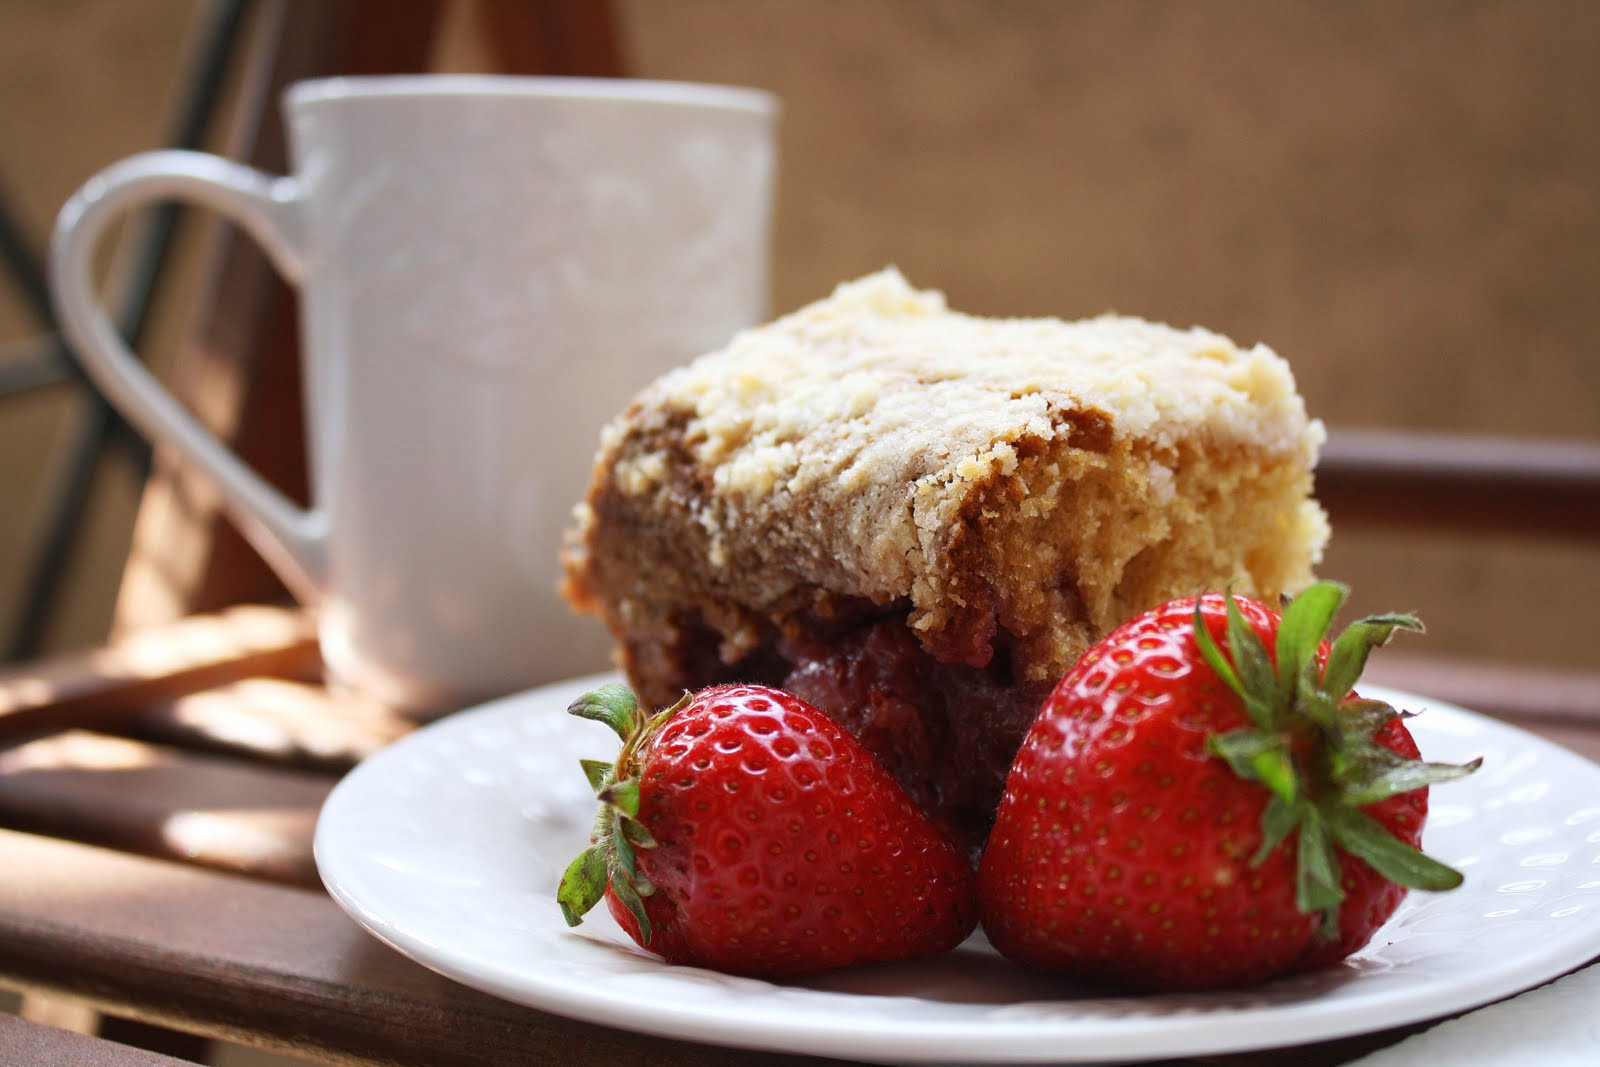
776,617,1050,861
659,605,1050,861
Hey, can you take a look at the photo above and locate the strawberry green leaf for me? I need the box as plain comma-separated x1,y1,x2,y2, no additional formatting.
1336,735,1414,787
600,778,641,818
1225,593,1281,727
559,685,672,944
579,759,614,793
608,862,653,943
1342,756,1483,806
1294,806,1346,930
612,819,638,878
609,813,657,895
1250,746,1299,805
1192,588,1476,938
645,691,694,734
1339,698,1402,738
1195,596,1276,729
1324,804,1464,891
620,814,658,850
1276,580,1346,700
1251,795,1301,866
1193,603,1244,695
1210,730,1299,805
1322,613,1423,701
1295,689,1343,735
568,684,643,742
1208,728,1272,767
557,844,608,927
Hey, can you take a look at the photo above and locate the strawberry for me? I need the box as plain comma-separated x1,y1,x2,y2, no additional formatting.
557,682,978,977
976,582,1477,991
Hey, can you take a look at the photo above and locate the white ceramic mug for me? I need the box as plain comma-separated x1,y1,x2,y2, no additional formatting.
50,75,777,715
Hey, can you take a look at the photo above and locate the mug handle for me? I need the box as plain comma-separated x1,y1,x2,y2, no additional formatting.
49,149,326,604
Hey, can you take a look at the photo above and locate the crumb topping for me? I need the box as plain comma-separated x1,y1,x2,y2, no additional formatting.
618,268,1322,503
568,268,1328,714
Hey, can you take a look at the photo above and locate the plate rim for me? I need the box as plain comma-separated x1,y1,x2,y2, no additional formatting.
314,674,1600,1064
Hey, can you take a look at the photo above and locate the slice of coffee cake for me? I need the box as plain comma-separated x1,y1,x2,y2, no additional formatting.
561,269,1328,853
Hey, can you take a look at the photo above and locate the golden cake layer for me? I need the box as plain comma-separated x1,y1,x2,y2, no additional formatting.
561,269,1328,847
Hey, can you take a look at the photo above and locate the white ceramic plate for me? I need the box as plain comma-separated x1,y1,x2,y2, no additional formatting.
314,675,1600,1064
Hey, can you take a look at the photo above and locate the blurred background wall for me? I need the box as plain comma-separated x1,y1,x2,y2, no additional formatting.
2,0,1597,670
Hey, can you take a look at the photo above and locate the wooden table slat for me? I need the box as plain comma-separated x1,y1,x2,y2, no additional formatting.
131,675,411,772
0,1012,198,1067
4,824,1576,1067
0,828,844,1067
0,730,333,886
0,605,319,744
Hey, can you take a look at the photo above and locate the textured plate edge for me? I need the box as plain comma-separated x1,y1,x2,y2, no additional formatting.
312,678,1600,1064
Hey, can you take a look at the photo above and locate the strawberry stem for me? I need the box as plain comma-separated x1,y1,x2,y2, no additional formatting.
557,686,693,944
1197,582,1477,937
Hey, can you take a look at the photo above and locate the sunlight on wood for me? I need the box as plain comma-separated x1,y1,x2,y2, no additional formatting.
117,606,314,676
16,994,99,1034
166,677,406,762
113,469,226,634
0,605,320,743
0,674,56,715
162,808,316,868
0,730,160,773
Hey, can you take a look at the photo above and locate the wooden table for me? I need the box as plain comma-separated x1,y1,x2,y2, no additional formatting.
1,605,1597,1066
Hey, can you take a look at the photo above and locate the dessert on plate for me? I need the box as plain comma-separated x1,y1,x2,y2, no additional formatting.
560,269,1328,854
